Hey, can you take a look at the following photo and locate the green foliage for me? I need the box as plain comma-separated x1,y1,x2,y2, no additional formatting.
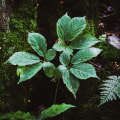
98,34,106,42
57,13,86,42
0,103,74,120
39,103,75,120
69,35,100,49
0,0,38,113
99,76,120,106
59,51,70,66
28,33,47,57
4,14,101,120
62,70,80,98
6,52,41,66
71,47,101,64
17,62,42,84
45,49,56,61
70,63,98,80
0,111,35,120
43,62,56,78
54,65,67,79
6,13,101,99
53,43,65,52
97,40,120,61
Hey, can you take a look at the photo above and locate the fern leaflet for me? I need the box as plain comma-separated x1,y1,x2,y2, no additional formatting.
99,76,120,106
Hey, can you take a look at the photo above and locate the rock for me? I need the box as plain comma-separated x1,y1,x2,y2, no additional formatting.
107,34,120,49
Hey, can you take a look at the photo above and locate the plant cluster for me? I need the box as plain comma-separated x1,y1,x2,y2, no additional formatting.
2,12,120,120
6,13,102,98
2,13,103,119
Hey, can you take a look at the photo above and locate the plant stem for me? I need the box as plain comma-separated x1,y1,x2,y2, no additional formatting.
99,13,115,18
53,79,60,104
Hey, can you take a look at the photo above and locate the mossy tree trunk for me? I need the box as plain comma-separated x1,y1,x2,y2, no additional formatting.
0,0,39,113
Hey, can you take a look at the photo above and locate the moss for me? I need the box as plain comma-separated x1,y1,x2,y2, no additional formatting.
97,42,120,61
0,0,38,113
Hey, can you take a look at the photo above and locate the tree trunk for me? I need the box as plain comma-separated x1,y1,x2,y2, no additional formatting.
0,0,13,32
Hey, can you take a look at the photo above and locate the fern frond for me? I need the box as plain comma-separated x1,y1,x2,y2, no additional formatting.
99,76,120,106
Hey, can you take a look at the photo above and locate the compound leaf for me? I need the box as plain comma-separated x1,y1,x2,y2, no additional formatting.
99,76,120,106
57,14,86,42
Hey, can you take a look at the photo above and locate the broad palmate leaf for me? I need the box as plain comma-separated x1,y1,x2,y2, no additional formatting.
71,47,102,64
62,70,80,98
45,49,56,61
70,63,98,79
59,51,70,66
70,35,100,49
39,103,75,120
57,13,86,42
99,76,120,106
43,62,56,78
6,52,40,66
17,62,42,84
28,33,47,57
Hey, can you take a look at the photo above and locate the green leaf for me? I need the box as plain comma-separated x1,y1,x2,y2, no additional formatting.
0,111,35,120
64,47,73,55
59,51,70,66
45,49,56,61
28,32,47,57
53,42,65,52
62,70,80,98
70,35,100,49
98,34,106,42
71,47,102,64
6,52,40,66
17,62,42,84
70,63,98,79
43,62,56,78
57,14,86,42
68,16,86,41
39,103,75,120
55,65,67,79
57,13,71,42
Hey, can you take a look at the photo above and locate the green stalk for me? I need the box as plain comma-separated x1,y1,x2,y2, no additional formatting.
53,79,60,104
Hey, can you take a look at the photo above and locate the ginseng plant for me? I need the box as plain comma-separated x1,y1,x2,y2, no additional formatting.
5,13,102,120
